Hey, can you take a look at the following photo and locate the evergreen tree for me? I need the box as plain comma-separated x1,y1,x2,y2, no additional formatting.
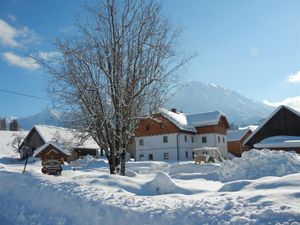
9,119,19,131
0,118,7,130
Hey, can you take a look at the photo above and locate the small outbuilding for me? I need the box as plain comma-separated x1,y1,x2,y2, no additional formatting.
33,142,72,175
227,128,253,157
19,125,100,160
33,141,72,161
244,105,300,153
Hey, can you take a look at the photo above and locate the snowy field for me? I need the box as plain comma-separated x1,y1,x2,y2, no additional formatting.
1,133,300,224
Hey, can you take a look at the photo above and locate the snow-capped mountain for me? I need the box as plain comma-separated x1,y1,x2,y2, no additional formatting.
18,109,64,130
165,81,273,125
13,81,273,129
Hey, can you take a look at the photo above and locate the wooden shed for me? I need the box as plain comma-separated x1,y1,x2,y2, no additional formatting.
33,142,72,162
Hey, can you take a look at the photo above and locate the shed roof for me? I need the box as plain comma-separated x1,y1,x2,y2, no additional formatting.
227,128,251,142
33,141,72,157
254,135,300,149
33,125,99,149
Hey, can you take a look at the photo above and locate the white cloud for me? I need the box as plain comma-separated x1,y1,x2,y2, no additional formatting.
287,70,300,83
0,19,19,47
38,51,61,61
2,51,40,70
263,96,300,111
0,19,37,48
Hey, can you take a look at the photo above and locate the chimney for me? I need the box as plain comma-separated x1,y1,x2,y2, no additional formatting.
171,108,177,113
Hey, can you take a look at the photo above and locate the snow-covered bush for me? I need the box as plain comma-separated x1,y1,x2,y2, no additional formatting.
218,149,300,182
147,171,177,194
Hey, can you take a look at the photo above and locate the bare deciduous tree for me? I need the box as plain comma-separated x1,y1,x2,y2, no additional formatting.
12,132,27,153
37,0,192,175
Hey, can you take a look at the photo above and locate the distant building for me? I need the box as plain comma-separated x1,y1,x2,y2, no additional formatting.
19,125,100,160
134,108,229,161
244,105,300,153
227,128,253,157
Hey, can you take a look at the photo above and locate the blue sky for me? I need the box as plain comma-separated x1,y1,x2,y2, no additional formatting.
0,0,300,117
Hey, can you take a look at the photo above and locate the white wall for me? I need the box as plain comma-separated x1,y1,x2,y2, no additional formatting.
135,132,228,161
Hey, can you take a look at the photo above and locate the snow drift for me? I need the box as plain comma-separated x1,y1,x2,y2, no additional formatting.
218,149,300,182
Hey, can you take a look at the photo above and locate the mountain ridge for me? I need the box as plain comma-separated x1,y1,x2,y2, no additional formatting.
164,81,273,125
4,81,273,129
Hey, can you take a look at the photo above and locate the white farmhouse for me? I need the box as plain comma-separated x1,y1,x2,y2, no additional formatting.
134,108,229,161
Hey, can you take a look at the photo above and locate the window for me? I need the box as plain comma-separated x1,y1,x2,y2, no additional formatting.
218,136,220,143
164,152,169,160
146,125,150,131
163,136,168,143
223,137,225,143
191,136,194,143
184,135,187,142
139,139,144,146
139,154,144,160
149,154,153,161
202,136,207,143
185,151,188,159
160,123,165,129
192,152,195,159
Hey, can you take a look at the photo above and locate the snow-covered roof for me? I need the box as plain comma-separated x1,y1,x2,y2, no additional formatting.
194,147,219,151
186,111,224,127
244,105,300,146
33,125,99,149
254,136,300,149
159,109,196,132
159,108,226,132
33,141,72,157
227,128,251,142
238,125,258,132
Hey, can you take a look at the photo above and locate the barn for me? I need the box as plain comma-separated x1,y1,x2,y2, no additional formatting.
19,125,100,160
243,105,300,153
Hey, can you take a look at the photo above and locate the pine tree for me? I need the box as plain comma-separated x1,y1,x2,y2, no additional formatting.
9,119,19,131
0,118,7,130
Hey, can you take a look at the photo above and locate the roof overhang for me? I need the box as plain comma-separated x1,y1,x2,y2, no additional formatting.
254,135,300,149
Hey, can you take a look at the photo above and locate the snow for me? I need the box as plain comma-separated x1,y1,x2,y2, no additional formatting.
1,131,300,225
239,125,258,132
165,81,273,125
227,128,250,142
254,135,300,148
0,130,28,157
34,125,99,149
33,141,72,157
186,111,224,127
159,108,226,131
218,149,300,182
159,108,196,132
244,105,300,146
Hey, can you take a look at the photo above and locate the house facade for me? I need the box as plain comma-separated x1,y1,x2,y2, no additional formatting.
244,105,300,153
135,108,229,161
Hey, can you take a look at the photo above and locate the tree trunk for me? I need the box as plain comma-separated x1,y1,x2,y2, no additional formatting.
120,150,126,176
107,154,116,174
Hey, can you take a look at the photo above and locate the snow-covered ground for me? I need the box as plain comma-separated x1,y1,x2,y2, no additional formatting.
0,132,300,225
